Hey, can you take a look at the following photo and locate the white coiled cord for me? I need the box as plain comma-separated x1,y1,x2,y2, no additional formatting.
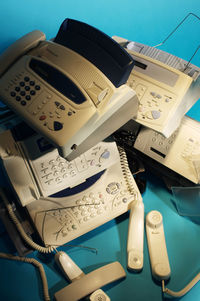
0,252,50,301
118,146,138,199
0,188,55,254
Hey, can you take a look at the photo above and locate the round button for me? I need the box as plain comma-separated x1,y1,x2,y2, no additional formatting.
35,85,40,90
25,95,31,101
20,81,25,87
30,90,36,95
20,91,26,96
20,100,26,106
100,150,110,162
151,110,161,120
16,96,21,101
24,76,30,82
10,91,16,97
39,115,46,121
55,101,60,107
150,91,156,97
15,86,20,92
30,81,35,86
25,86,30,91
156,94,162,99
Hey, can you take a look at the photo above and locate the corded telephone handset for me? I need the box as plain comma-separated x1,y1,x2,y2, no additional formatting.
0,19,139,161
0,30,46,76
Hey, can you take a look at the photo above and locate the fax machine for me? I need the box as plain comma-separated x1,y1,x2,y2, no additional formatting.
0,19,139,161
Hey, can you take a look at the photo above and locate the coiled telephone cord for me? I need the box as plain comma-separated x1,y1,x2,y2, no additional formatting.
0,187,55,254
118,146,138,199
0,252,50,301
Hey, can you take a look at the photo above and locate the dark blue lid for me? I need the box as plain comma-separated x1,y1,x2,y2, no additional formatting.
54,18,134,87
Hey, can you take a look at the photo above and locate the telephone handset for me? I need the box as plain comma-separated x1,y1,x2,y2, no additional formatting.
0,30,46,76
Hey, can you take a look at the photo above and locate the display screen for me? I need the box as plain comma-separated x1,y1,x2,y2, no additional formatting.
134,60,147,70
29,58,86,104
131,54,178,87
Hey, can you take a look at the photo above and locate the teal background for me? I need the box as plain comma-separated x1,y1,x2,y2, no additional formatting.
0,1,200,301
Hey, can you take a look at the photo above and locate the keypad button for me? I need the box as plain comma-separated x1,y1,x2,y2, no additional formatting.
20,91,26,96
16,96,21,101
15,86,20,92
30,81,35,86
20,81,25,87
25,86,30,91
24,76,30,82
156,94,162,99
10,91,16,97
30,90,36,95
151,110,161,120
35,85,40,90
25,95,31,100
21,100,26,106
54,121,63,131
55,101,60,107
39,115,46,121
150,91,156,97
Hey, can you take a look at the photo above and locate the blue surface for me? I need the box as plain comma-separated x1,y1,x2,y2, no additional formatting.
0,1,200,301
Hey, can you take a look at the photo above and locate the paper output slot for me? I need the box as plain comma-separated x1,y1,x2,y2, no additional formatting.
150,147,166,158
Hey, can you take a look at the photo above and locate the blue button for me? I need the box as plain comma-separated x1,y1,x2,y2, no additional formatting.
101,150,110,159
151,110,161,119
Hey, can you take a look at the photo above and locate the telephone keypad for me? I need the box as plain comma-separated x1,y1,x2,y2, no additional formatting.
36,181,136,244
181,137,200,158
8,73,42,107
127,72,176,125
